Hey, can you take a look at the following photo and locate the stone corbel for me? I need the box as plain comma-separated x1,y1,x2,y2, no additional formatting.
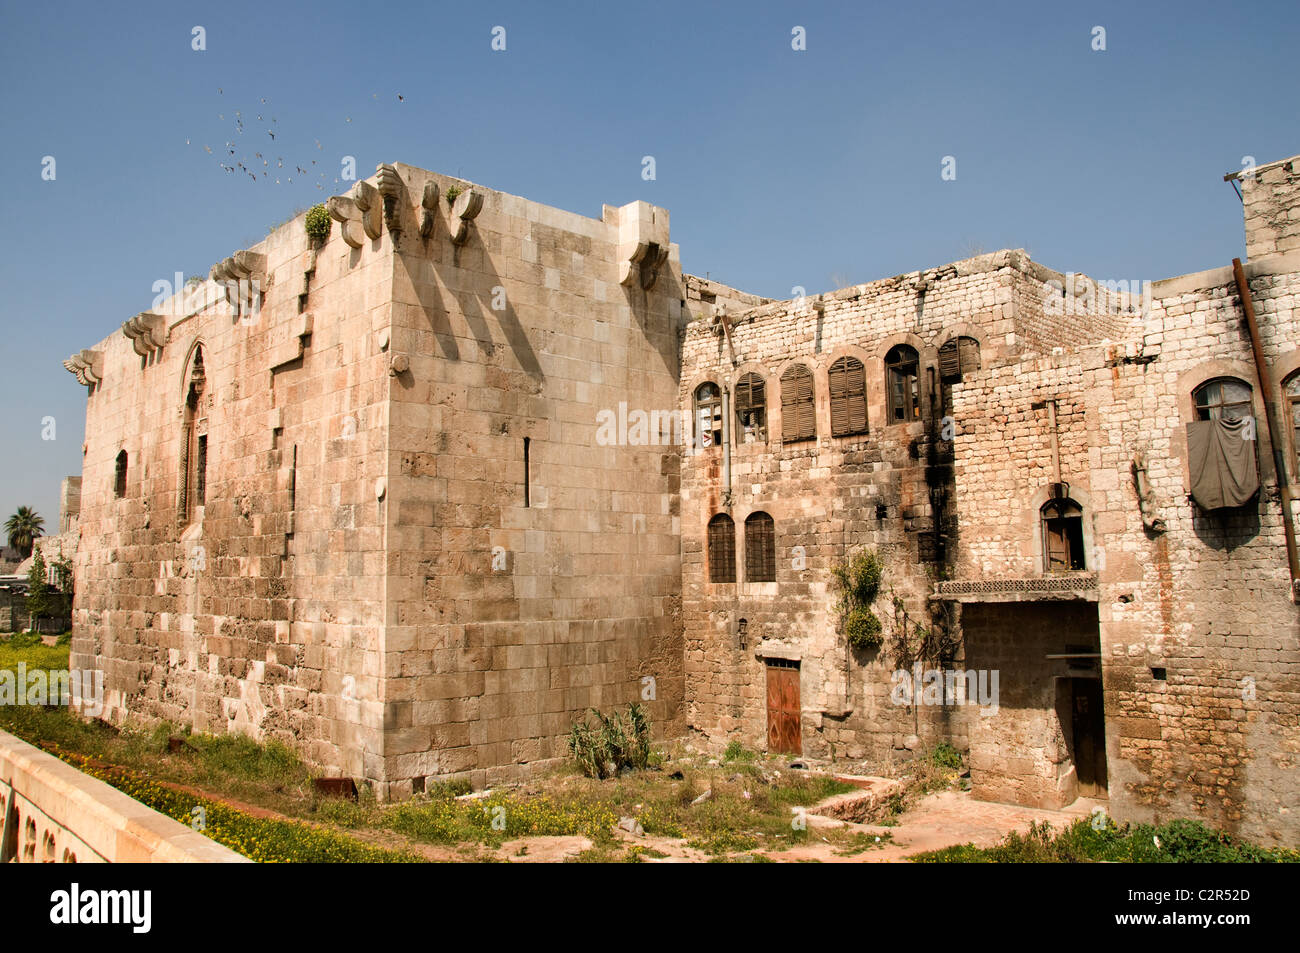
419,182,439,238
375,164,404,242
615,200,670,291
620,240,669,290
327,182,383,249
446,188,484,246
63,349,104,387
121,312,169,358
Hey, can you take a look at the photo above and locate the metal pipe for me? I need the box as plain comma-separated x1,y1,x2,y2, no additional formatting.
722,384,732,507
1232,258,1300,599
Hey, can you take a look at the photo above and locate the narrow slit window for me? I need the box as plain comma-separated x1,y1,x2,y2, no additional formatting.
114,450,128,499
524,437,531,508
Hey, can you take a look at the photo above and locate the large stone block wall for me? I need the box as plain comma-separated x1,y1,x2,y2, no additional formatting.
949,251,1300,844
377,165,686,793
70,206,394,780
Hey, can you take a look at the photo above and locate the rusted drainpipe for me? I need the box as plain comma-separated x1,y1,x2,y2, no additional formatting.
1232,258,1300,599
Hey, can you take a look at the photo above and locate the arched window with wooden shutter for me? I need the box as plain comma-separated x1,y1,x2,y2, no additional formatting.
744,511,776,582
780,364,816,443
1042,498,1085,572
735,373,767,443
708,513,736,583
828,356,868,437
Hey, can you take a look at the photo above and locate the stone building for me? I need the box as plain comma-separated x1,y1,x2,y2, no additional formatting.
64,155,1300,842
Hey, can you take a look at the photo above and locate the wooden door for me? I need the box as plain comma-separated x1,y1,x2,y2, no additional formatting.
1070,679,1108,797
766,661,802,755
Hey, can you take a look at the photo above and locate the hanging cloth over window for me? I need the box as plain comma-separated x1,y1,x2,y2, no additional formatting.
1186,416,1259,510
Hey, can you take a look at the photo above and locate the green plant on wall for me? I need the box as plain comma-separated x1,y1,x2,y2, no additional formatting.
304,204,331,243
831,549,885,650
445,185,463,204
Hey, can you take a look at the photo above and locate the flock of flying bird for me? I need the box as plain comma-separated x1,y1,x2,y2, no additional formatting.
188,89,405,188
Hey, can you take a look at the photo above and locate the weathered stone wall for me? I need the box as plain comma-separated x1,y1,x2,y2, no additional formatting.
949,250,1300,843
679,252,1123,763
1242,155,1300,261
70,202,394,781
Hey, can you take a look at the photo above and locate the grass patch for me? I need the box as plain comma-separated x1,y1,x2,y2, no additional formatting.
914,817,1300,864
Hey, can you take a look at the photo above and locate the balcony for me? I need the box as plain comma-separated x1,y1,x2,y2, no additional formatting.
935,572,1099,603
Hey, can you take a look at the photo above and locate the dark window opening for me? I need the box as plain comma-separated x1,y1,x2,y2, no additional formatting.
1042,498,1085,572
523,437,530,508
114,450,128,499
196,434,207,506
780,364,816,443
708,513,736,583
828,356,868,436
885,345,920,423
735,373,767,443
744,511,776,582
695,382,723,450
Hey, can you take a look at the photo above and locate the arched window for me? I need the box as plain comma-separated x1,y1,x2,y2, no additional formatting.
1193,377,1252,421
708,513,736,583
938,336,981,383
179,346,208,526
885,345,920,423
1042,498,1085,572
735,373,767,443
828,356,868,436
744,511,776,582
1287,373,1300,474
694,382,723,450
114,450,128,499
780,364,816,443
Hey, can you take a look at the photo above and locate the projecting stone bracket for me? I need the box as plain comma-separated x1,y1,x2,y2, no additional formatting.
375,164,405,243
63,349,104,387
137,314,170,350
446,188,484,246
121,312,169,358
328,181,383,249
209,250,267,288
419,182,439,238
614,200,670,291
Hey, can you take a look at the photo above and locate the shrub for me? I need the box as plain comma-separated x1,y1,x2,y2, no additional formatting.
722,740,756,763
567,704,652,779
844,606,883,649
304,204,331,243
445,185,463,204
929,742,964,770
832,549,885,651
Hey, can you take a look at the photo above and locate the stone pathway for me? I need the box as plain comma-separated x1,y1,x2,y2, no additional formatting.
766,789,1103,863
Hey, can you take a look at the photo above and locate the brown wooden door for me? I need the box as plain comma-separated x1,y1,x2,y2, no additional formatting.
1071,678,1108,797
766,662,802,755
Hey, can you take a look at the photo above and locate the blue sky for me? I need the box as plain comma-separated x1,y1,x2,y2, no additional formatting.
1,0,1297,530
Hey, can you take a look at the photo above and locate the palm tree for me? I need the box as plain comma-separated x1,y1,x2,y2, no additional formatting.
4,506,44,558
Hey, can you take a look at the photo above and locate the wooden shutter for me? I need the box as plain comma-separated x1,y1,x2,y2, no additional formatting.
745,513,775,582
708,514,736,582
782,366,815,442
830,357,867,436
939,340,960,380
